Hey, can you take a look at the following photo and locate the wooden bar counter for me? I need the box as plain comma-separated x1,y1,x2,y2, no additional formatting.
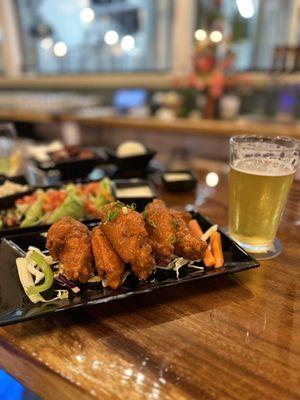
0,166,299,399
0,108,300,140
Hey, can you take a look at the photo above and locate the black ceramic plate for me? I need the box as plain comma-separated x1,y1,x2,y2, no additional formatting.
107,148,156,178
0,175,29,185
34,148,108,181
0,212,259,326
161,170,197,192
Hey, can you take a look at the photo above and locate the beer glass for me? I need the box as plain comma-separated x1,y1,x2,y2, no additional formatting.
229,135,298,258
0,124,21,176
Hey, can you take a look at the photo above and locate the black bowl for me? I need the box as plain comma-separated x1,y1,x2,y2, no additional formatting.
34,148,108,181
107,148,156,178
113,179,156,211
161,170,197,192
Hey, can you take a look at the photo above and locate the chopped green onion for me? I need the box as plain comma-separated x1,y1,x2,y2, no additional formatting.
26,250,54,296
106,208,119,222
106,209,111,222
110,208,119,222
115,200,125,207
147,219,157,228
142,210,148,219
169,235,176,244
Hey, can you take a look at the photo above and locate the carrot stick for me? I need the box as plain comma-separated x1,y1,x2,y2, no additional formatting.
188,219,216,267
210,231,224,268
188,219,204,238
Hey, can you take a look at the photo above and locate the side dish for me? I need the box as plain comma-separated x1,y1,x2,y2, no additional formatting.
51,145,95,162
16,199,224,303
0,180,29,198
0,178,113,229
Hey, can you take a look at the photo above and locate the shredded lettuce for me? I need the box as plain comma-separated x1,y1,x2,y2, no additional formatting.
45,191,84,224
16,249,69,304
95,178,113,210
20,198,43,227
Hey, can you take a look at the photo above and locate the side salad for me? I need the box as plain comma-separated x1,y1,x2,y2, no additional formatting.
0,178,113,229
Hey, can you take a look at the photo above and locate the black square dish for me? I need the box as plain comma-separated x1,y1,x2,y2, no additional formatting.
114,179,156,211
107,148,156,178
0,212,259,326
0,175,29,185
34,148,108,181
161,170,197,192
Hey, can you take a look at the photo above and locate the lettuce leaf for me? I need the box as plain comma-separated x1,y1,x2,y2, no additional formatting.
45,190,84,224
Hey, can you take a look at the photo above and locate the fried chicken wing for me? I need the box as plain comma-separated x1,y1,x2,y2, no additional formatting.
46,216,93,282
145,199,175,258
100,203,155,280
91,226,125,289
170,210,207,260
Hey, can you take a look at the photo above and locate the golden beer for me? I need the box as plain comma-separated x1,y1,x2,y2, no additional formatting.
229,162,294,251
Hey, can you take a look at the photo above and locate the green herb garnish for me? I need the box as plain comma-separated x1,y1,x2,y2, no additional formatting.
147,219,157,228
115,200,125,208
110,208,119,222
129,203,137,211
169,235,176,244
142,210,148,219
106,208,119,222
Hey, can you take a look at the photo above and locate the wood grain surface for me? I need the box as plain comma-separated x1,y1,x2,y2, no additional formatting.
0,167,299,400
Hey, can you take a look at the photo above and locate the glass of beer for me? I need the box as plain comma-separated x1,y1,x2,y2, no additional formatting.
0,124,21,176
229,135,299,258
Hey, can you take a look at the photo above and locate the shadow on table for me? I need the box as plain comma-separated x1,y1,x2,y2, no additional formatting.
4,274,253,338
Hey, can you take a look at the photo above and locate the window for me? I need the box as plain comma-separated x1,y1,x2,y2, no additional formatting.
194,0,294,71
16,0,174,74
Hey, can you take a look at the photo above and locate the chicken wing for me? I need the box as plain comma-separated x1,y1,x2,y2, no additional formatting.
100,203,155,280
144,199,175,258
46,216,93,282
91,226,125,289
170,210,207,260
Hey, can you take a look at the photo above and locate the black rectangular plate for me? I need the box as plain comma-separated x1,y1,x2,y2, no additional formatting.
0,212,259,326
33,147,108,181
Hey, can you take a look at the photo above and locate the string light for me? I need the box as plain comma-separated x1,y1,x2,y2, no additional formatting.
104,30,119,45
53,41,68,57
121,35,135,51
236,0,254,18
210,30,223,43
40,37,53,50
80,7,95,23
194,29,207,41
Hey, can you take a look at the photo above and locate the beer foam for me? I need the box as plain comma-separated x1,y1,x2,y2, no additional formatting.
232,159,295,176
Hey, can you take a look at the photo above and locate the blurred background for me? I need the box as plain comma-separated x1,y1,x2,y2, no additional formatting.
0,0,299,167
